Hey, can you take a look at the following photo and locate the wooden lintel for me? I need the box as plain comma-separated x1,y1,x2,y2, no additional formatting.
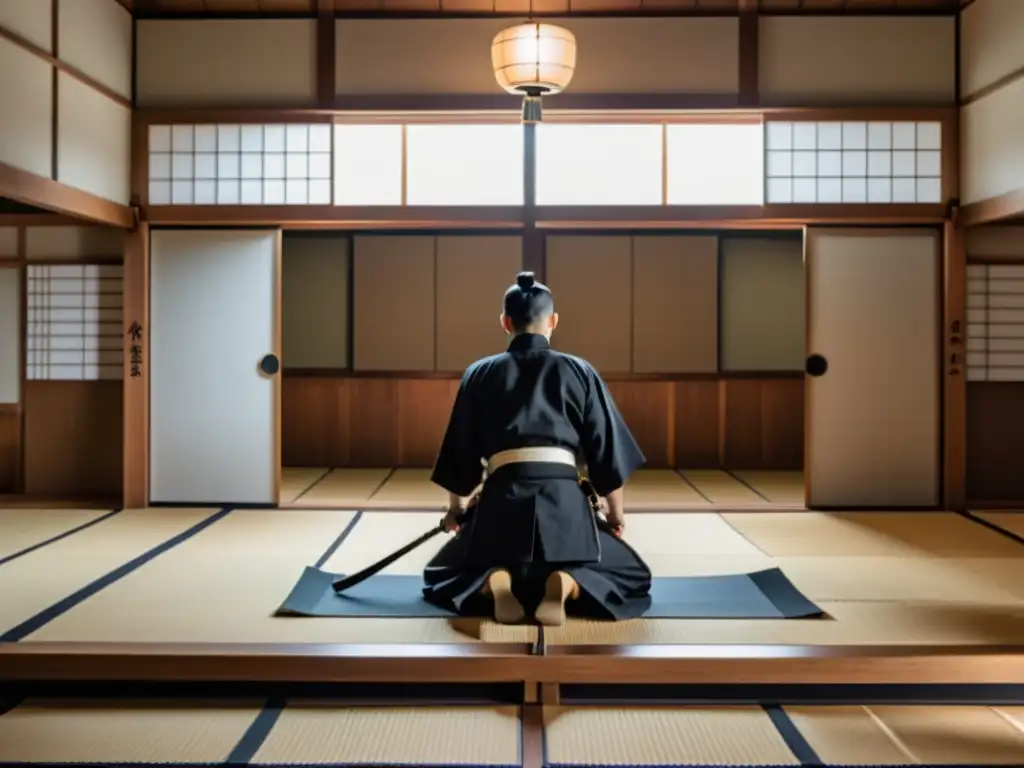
122,222,149,510
960,188,1024,227
0,163,133,229
134,103,956,125
0,213,90,227
143,204,946,229
145,205,526,228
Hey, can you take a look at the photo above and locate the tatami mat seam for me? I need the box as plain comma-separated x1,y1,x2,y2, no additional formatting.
0,508,123,568
366,468,399,501
313,511,364,570
762,703,822,766
672,470,714,505
0,507,234,643
291,469,334,505
715,513,774,557
225,698,286,765
958,511,1024,551
725,471,773,504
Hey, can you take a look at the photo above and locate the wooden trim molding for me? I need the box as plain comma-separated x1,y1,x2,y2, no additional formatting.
960,188,1024,227
0,163,134,229
0,23,131,110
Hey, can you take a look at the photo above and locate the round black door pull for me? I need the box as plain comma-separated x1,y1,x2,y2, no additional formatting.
260,354,280,375
806,354,828,377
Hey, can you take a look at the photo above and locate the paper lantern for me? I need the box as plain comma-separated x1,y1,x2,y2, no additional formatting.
491,23,577,97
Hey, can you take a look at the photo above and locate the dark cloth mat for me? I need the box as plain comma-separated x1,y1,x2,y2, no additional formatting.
277,566,823,619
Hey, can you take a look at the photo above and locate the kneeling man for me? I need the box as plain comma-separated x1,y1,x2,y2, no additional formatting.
422,271,653,625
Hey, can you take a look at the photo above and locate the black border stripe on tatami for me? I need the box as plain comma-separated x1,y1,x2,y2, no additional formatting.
314,510,364,569
224,697,286,765
0,507,233,643
958,510,1024,549
0,508,123,568
763,703,823,767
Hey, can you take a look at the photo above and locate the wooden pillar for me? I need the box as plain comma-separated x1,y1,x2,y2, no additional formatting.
523,122,545,280
943,218,966,511
738,0,759,108
316,0,336,109
123,221,149,508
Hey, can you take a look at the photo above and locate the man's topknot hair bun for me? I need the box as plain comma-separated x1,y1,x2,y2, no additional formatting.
516,271,536,290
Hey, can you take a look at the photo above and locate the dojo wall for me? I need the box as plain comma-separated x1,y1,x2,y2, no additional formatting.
965,225,1024,503
281,232,805,470
0,224,124,497
0,0,132,205
135,16,954,106
960,0,1024,205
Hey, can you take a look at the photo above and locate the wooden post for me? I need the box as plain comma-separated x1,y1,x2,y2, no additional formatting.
123,221,149,509
943,218,966,511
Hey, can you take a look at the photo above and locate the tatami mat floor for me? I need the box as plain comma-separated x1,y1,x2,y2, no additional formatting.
281,467,807,508
2,505,1024,646
1,699,1024,765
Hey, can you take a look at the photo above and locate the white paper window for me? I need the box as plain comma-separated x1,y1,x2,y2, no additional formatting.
405,124,524,206
148,124,333,205
26,264,123,381
666,123,764,205
333,124,403,206
966,263,1024,382
536,124,663,206
764,121,942,204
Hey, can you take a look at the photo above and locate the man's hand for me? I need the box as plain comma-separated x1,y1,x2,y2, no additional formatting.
441,509,461,533
605,507,626,536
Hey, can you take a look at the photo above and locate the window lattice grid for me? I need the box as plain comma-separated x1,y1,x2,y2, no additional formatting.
148,124,333,206
764,121,942,204
966,263,1024,382
26,264,124,381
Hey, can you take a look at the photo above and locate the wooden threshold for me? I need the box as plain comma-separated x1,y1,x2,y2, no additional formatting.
0,163,134,229
3,642,1023,685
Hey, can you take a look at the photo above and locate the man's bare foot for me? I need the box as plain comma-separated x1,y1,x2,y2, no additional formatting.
535,571,578,627
485,569,525,624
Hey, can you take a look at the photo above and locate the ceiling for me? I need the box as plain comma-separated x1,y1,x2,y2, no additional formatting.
119,0,970,17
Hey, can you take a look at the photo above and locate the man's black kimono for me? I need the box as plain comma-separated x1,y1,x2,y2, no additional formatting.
422,333,653,620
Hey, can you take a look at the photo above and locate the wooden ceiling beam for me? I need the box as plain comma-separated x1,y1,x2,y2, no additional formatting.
0,163,134,229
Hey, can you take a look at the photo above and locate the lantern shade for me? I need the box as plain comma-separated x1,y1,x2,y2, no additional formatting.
491,23,577,97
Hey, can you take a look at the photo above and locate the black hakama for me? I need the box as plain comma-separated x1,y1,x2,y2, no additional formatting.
422,333,653,621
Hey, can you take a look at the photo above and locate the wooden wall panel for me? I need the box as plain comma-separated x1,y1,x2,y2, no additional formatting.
435,235,522,373
0,38,53,180
0,268,20,405
0,228,17,256
335,18,738,96
23,380,122,498
759,16,955,105
546,236,632,374
0,0,52,51
632,236,718,374
352,235,435,371
282,376,804,471
58,0,133,100
961,76,1024,205
0,406,20,494
967,382,1024,502
26,225,125,259
136,20,318,106
967,226,1024,261
960,0,1024,101
720,236,805,372
282,234,349,369
57,73,132,205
